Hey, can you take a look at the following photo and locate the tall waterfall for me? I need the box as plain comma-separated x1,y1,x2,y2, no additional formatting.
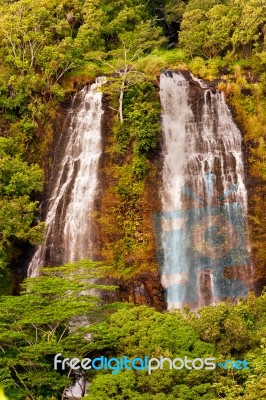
154,71,250,309
28,78,105,277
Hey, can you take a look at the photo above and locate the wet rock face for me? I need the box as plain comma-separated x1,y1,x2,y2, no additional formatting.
98,93,166,310
14,99,74,282
100,272,166,311
21,82,166,308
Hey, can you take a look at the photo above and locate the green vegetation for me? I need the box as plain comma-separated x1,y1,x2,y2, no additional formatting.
0,272,265,399
0,0,265,398
0,260,115,399
99,82,161,277
179,0,266,59
84,293,266,400
0,136,44,293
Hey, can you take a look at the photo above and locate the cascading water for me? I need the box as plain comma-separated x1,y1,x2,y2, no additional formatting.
28,77,105,277
154,71,250,310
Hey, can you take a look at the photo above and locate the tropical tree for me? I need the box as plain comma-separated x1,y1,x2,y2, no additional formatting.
83,305,217,400
0,136,44,292
0,260,114,400
80,0,165,122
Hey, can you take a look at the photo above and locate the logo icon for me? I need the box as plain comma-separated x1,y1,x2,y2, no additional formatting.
153,174,249,307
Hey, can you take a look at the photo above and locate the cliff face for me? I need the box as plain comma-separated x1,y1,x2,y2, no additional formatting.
97,72,257,310
19,83,166,309
97,93,166,310
20,72,263,309
226,90,266,294
179,71,263,295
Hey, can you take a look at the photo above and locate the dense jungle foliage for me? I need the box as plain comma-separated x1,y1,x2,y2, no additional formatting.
0,0,265,399
0,264,265,399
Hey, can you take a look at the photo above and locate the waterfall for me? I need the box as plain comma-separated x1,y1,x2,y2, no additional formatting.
154,71,250,310
28,78,105,277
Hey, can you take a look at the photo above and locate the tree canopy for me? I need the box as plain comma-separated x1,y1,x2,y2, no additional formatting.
0,259,115,399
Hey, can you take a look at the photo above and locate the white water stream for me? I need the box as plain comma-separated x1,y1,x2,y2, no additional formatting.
28,78,105,277
158,72,249,309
